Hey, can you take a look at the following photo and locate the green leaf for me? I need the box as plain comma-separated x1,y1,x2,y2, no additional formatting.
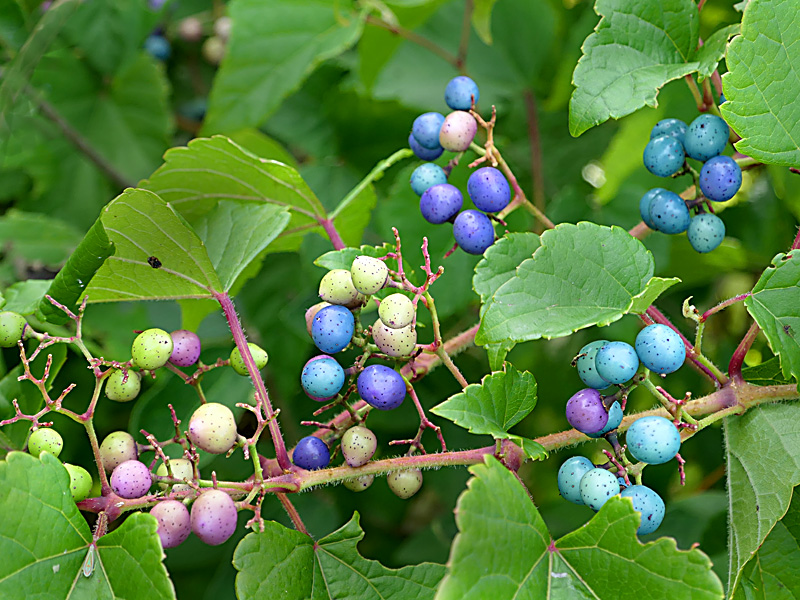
724,403,800,593
84,188,221,302
234,512,445,599
628,276,681,314
506,434,547,461
473,232,540,303
569,0,700,137
314,244,394,271
721,0,800,166
477,222,661,345
695,24,740,80
2,280,52,315
202,0,367,134
0,452,174,600
0,210,82,267
472,0,500,45
485,341,515,372
745,253,800,384
742,356,793,386
227,128,299,168
436,456,724,599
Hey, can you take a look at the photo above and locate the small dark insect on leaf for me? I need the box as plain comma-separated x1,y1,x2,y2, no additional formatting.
147,256,162,269
784,325,793,338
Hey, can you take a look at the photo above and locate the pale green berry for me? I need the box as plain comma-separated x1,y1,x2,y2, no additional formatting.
341,426,377,467
378,294,415,329
350,256,389,295
305,302,330,337
319,269,364,308
372,319,417,357
343,474,374,492
188,402,238,454
387,469,423,499
105,368,142,402
28,428,63,458
63,463,92,502
0,311,26,347
99,431,138,472
156,458,194,493
230,342,269,376
131,328,174,370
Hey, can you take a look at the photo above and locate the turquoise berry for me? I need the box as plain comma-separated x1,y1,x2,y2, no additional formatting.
595,341,639,385
626,416,681,464
643,135,685,177
687,213,725,254
586,401,623,438
410,163,448,197
639,188,666,230
683,114,729,161
620,485,665,535
557,456,594,505
635,324,686,375
575,340,610,389
579,468,621,511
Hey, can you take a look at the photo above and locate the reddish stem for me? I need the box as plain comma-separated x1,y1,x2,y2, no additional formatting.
277,492,309,535
729,321,761,382
700,293,751,322
320,219,346,251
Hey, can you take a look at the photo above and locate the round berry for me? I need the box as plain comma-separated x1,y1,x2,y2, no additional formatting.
453,209,495,255
650,118,687,142
357,365,406,410
100,431,138,472
626,416,681,464
687,213,726,253
0,311,26,347
410,163,448,196
439,111,477,152
178,16,204,41
649,191,690,234
188,402,238,454
699,155,742,202
312,305,355,354
350,256,389,295
372,319,416,357
341,426,378,467
28,428,63,458
639,188,666,230
201,36,225,65
144,34,171,61
684,114,729,161
411,112,446,150
565,388,609,435
343,474,374,492
191,489,238,546
388,469,423,499
643,135,685,177
595,341,639,384
467,167,511,213
318,269,363,307
151,500,191,549
586,401,623,438
213,16,232,41
229,342,269,376
620,485,666,535
63,463,92,502
378,294,415,329
409,133,443,161
557,456,594,505
445,76,480,110
301,355,345,400
579,468,621,511
635,324,686,375
305,302,330,337
111,460,152,499
575,340,611,389
170,330,202,367
156,458,194,493
293,436,331,470
105,368,141,402
420,183,463,225
131,328,174,371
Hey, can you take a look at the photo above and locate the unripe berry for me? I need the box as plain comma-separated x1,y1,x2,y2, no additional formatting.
579,468,620,511
230,342,268,376
387,469,423,499
100,431,138,472
131,328,174,370
191,489,238,546
372,319,416,357
319,269,364,307
305,302,330,337
350,256,389,295
378,294,415,329
188,402,238,454
341,426,378,467
357,365,406,410
151,500,192,549
178,16,204,42
343,474,374,492
202,36,226,65
170,330,202,367
213,16,232,41
28,428,63,458
63,463,92,502
0,311,26,347
105,368,142,402
156,458,194,493
439,111,477,152
111,460,153,499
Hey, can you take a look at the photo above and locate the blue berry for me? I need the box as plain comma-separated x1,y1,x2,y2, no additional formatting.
453,210,495,255
357,365,406,410
626,416,680,464
467,167,510,213
445,76,480,110
586,401,623,438
311,305,354,354
699,155,742,202
595,341,639,384
292,436,330,470
408,133,443,161
684,114,729,161
620,485,665,535
557,456,594,505
410,163,447,196
650,118,687,142
144,35,171,61
649,191,690,234
643,135,685,177
412,112,446,150
565,388,608,435
301,355,345,400
579,468,621,511
635,324,685,375
420,183,463,224
687,213,725,253
639,188,666,230
576,340,611,389
618,476,629,489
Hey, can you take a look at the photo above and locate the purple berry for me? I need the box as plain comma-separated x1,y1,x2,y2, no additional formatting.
409,133,443,161
191,489,238,546
412,112,446,150
453,210,495,255
170,330,202,367
292,436,331,470
467,167,510,213
357,365,406,410
565,388,608,435
151,500,191,549
420,183,463,225
311,305,355,354
110,460,153,499
699,155,742,202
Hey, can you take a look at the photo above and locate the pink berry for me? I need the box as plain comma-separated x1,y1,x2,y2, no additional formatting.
191,489,238,546
439,111,477,152
110,460,153,499
170,330,202,367
150,500,191,549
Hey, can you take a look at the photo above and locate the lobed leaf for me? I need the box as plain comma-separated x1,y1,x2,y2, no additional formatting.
695,24,740,80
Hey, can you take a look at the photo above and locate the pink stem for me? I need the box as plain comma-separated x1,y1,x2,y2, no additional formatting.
320,219,346,251
729,321,761,382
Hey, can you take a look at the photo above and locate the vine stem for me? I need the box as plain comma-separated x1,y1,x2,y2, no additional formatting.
729,321,761,382
364,15,460,69
700,293,751,322
456,0,473,71
320,219,346,251
424,292,468,388
277,493,309,535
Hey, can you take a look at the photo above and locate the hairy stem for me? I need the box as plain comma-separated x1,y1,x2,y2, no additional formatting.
729,321,760,382
320,219,346,251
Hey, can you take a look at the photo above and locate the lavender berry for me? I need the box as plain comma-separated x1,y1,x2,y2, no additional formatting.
111,460,153,499
151,500,192,548
357,364,406,410
565,388,609,435
409,133,443,161
453,210,495,255
467,166,511,213
699,155,742,202
170,330,202,367
412,112,446,150
191,489,238,546
420,183,463,224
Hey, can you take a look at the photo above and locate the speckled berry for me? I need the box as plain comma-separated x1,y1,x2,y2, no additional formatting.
100,431,138,472
292,436,331,470
131,328,174,370
191,489,238,546
643,135,685,177
170,330,202,367
649,190,690,234
388,469,423,499
105,368,141,402
687,213,725,253
318,269,364,308
28,428,63,458
575,340,610,389
0,311,26,347
595,341,639,384
639,188,666,230
683,114,729,161
343,474,374,492
579,468,621,511
341,426,378,467
156,458,194,493
620,485,665,535
650,118,687,142
557,456,594,505
301,355,345,400
410,163,447,196
453,209,495,255
229,342,269,376
357,364,406,410
188,402,238,454
305,302,330,337
378,294,415,329
420,183,463,225
350,256,389,295
412,112,446,150
151,500,192,549
312,305,355,354
445,75,479,110
626,416,680,464
635,324,686,375
409,133,443,161
586,401,623,439
111,460,153,499
699,155,742,202
63,463,92,502
467,167,510,213
439,111,477,152
565,388,608,435
372,319,416,357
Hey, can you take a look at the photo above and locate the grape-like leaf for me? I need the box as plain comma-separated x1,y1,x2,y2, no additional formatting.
742,356,792,386
314,244,394,271
435,456,724,599
0,210,82,268
2,281,52,316
234,512,445,599
472,0,500,44
473,232,540,303
695,24,740,80
721,0,800,167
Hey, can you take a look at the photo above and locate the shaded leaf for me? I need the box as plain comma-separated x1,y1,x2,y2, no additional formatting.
2,280,51,315
0,210,82,267
472,0,500,45
695,24,740,80
742,356,793,386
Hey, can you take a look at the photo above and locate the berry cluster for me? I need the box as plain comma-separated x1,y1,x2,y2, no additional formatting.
640,114,739,253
